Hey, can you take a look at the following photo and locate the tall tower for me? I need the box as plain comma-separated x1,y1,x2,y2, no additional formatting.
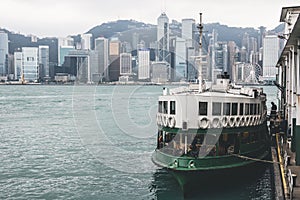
182,18,195,48
0,31,8,76
120,53,132,75
138,49,150,80
263,35,279,79
157,12,169,62
38,45,50,78
95,37,109,80
14,51,22,80
81,33,93,50
22,47,39,82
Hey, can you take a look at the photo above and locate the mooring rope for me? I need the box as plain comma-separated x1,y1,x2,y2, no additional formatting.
230,153,283,165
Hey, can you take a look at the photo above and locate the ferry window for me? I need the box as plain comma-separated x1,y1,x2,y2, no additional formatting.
245,103,250,115
232,103,238,115
223,103,231,116
212,102,222,115
239,103,244,115
250,104,254,115
170,101,176,115
163,101,168,114
258,104,261,114
158,101,162,113
199,102,208,116
253,104,257,115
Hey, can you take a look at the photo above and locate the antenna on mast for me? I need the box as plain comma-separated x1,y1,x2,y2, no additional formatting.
197,13,204,92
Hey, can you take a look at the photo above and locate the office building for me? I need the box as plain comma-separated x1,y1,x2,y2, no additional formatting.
157,13,169,62
182,18,195,48
138,49,150,80
14,52,22,80
81,33,93,50
22,47,39,82
0,31,8,76
95,37,109,80
120,53,132,75
38,46,50,78
263,35,279,79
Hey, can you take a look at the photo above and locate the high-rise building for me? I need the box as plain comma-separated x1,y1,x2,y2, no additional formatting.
14,52,22,80
151,61,169,83
174,37,186,81
182,18,195,48
81,33,93,50
38,46,50,78
108,40,121,81
263,35,279,78
22,47,39,82
58,37,74,65
120,53,132,75
157,13,169,62
138,49,150,80
0,31,8,76
95,37,109,80
59,46,75,66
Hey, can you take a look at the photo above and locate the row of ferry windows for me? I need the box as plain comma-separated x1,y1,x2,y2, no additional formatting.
158,101,176,114
199,102,261,116
158,101,261,116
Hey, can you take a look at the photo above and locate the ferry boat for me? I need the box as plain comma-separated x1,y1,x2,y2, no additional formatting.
151,13,271,194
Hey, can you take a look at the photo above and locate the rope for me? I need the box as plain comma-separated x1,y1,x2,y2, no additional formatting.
230,153,283,165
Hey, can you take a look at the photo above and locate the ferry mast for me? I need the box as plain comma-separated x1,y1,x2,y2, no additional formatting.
197,13,204,92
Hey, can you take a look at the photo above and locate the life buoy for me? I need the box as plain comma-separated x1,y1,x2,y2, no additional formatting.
162,115,168,127
240,116,245,126
211,118,220,128
229,117,235,127
199,117,210,129
168,117,176,128
221,116,228,127
156,114,160,125
245,116,250,126
235,117,241,127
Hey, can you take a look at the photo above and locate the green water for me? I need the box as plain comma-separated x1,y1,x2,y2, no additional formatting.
0,85,277,199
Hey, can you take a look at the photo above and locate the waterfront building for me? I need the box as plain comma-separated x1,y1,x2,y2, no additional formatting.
263,35,279,80
58,37,74,66
174,37,187,81
108,40,121,81
181,18,195,48
157,12,169,62
0,31,8,76
22,47,39,82
14,52,22,80
38,46,50,79
95,37,109,81
81,33,93,50
151,61,169,83
277,6,300,165
120,53,132,75
138,49,150,80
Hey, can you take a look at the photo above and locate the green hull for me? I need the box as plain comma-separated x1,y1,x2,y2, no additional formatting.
152,123,271,194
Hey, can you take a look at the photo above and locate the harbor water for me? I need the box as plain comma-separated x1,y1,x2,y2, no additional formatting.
0,85,277,199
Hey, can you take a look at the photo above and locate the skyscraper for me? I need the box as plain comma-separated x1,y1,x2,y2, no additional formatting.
38,46,49,78
95,37,109,80
174,37,186,81
263,35,279,78
138,49,150,80
120,53,132,75
182,18,195,48
108,40,121,81
58,37,74,65
0,31,8,76
81,33,93,50
14,52,22,80
157,13,169,62
22,47,39,82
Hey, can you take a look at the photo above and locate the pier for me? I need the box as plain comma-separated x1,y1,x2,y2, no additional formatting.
272,6,300,200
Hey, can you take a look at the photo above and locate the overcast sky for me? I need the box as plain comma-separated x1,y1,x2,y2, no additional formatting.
1,0,299,38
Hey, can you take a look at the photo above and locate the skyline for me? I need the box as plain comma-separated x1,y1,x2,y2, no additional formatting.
1,0,300,38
